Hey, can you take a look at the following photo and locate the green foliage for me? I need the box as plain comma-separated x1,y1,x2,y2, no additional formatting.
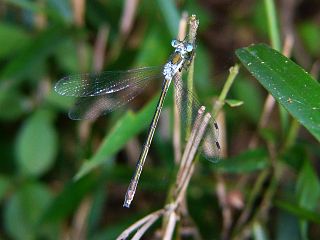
236,44,320,141
156,0,179,37
4,182,55,240
0,23,31,60
214,148,269,173
16,110,57,177
0,26,68,80
298,21,320,56
232,77,263,122
75,95,162,179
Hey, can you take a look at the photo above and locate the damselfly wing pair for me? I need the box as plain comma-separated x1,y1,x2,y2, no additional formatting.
54,37,221,207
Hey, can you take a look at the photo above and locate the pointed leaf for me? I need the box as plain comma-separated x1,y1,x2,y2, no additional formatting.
225,99,244,107
236,44,320,141
4,182,53,240
15,110,58,177
75,94,166,179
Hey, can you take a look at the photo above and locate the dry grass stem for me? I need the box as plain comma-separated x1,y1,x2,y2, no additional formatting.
93,24,110,72
116,209,165,240
131,213,163,240
71,196,92,240
162,210,178,240
173,12,188,163
162,110,212,239
120,0,139,38
176,106,205,186
117,105,212,239
71,0,85,27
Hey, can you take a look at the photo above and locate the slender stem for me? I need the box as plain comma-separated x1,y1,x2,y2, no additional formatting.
186,57,195,138
116,209,164,240
218,65,239,103
176,106,206,192
264,0,287,143
186,15,199,138
173,12,188,163
264,0,281,51
282,119,300,150
213,64,239,117
233,169,271,234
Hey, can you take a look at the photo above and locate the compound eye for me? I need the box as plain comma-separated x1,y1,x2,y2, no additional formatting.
186,43,193,52
171,39,179,47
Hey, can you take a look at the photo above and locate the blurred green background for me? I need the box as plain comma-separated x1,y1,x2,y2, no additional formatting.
0,0,319,239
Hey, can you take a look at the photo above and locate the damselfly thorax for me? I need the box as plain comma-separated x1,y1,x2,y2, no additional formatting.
163,39,194,81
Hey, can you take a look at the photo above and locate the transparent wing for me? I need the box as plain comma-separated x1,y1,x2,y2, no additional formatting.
54,66,163,120
54,67,162,97
69,77,158,120
174,78,221,162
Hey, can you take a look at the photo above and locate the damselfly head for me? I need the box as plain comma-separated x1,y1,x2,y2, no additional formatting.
171,39,179,48
171,39,194,55
186,43,193,52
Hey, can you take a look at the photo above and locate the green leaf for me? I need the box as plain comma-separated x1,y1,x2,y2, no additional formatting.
225,99,244,107
46,89,75,112
280,145,306,171
214,148,269,173
4,0,44,14
296,159,320,238
0,23,31,60
276,209,300,240
134,28,169,67
41,173,101,223
75,95,162,179
156,0,179,37
298,21,320,56
47,0,73,23
15,110,58,177
4,0,72,23
0,26,67,80
233,76,263,122
296,159,320,210
275,199,320,225
0,89,27,120
194,43,214,95
4,182,53,240
236,44,320,141
0,176,10,201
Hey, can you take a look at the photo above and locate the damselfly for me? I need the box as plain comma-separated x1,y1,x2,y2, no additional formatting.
54,37,221,208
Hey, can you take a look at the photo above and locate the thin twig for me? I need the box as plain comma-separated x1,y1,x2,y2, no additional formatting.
176,106,205,190
120,0,139,38
93,24,109,72
213,64,239,117
163,110,212,240
173,12,188,163
71,0,85,27
176,109,208,197
211,65,239,239
116,209,165,240
131,212,163,240
71,196,91,240
163,208,179,240
186,15,199,137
